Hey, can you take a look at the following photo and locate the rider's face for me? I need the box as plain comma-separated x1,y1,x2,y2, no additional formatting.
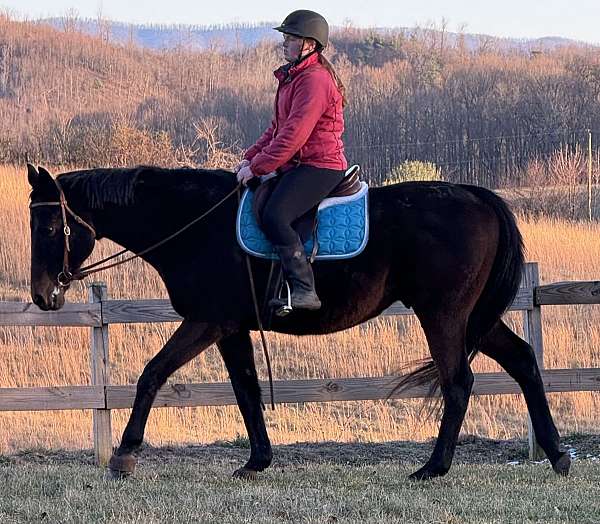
283,34,315,62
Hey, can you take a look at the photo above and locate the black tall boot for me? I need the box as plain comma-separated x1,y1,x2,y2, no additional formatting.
269,241,321,311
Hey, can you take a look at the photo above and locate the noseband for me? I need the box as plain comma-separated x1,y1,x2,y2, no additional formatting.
29,177,97,288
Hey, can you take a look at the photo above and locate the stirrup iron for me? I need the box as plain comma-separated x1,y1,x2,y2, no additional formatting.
275,280,293,317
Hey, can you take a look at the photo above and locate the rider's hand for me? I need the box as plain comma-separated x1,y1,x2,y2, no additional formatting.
234,159,250,173
236,165,256,186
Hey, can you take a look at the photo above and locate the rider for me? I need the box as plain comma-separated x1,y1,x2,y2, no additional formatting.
235,9,348,311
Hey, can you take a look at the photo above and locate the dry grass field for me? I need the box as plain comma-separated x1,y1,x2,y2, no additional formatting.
0,164,599,455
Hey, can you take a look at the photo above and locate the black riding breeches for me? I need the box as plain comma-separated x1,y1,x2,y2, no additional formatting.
260,164,345,247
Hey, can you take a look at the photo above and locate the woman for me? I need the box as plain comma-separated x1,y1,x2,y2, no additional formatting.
235,9,348,312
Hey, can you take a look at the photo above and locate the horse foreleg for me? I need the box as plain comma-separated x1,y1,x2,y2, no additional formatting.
410,314,473,480
218,330,272,480
478,320,570,475
108,320,226,479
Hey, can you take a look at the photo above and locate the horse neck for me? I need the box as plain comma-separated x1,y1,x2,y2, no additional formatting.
63,169,237,262
89,204,158,254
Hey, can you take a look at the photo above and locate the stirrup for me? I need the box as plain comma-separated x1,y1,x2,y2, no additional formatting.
275,280,293,317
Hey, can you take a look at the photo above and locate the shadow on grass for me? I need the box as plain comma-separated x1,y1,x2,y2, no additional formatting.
4,433,599,469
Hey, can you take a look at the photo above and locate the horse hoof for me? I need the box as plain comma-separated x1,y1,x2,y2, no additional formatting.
552,452,571,477
107,454,136,480
408,465,447,481
105,467,132,481
232,467,258,480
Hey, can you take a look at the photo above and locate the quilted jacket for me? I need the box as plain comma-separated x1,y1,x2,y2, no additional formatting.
244,52,347,176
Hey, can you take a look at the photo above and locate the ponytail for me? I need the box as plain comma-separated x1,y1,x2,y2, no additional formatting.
318,53,348,107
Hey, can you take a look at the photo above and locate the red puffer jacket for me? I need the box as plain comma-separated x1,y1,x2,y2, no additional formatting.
244,52,347,176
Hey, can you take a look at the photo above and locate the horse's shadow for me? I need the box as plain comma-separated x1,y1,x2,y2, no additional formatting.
5,436,538,468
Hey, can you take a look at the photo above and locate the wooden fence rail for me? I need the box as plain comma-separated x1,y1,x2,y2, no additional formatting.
1,263,600,466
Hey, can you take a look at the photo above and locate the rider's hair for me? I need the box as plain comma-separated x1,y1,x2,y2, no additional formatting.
303,38,347,107
318,52,347,107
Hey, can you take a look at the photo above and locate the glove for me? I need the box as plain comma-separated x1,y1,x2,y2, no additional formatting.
233,159,250,173
236,165,256,186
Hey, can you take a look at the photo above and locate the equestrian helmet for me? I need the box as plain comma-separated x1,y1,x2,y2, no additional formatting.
274,10,329,49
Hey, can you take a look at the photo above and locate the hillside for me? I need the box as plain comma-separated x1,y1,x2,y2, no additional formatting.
40,17,591,53
1,14,599,187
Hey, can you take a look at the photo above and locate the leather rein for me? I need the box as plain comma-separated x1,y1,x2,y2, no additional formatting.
29,176,275,408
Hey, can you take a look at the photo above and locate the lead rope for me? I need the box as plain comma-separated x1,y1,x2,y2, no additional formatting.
237,187,275,410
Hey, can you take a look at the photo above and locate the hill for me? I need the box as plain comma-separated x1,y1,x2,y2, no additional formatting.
39,17,592,53
1,13,598,187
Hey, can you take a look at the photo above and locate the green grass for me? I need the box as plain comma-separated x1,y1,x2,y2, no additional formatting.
1,444,599,523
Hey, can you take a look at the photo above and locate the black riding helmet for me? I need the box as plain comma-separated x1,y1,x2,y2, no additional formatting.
273,10,329,49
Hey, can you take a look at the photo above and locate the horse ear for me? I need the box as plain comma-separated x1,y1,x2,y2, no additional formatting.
27,163,39,188
38,166,53,179
27,164,56,193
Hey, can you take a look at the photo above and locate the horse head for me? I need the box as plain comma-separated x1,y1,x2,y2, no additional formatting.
27,164,96,310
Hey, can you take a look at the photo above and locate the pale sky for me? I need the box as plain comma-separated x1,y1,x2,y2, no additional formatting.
1,0,597,45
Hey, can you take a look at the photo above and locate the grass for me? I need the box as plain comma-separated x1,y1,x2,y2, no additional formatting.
0,164,599,454
1,445,599,523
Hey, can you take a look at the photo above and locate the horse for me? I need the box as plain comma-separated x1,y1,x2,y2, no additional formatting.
26,163,571,480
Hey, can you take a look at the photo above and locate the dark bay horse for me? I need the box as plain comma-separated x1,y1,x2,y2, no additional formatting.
26,164,570,480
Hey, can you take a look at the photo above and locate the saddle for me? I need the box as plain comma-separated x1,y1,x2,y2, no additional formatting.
237,165,369,261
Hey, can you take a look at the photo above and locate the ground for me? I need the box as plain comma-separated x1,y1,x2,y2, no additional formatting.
1,435,599,523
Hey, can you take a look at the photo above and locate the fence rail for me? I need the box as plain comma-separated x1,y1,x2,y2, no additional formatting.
1,263,600,466
3,369,599,413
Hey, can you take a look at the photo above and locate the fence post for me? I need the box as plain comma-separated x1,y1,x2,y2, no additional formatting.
522,263,545,460
89,282,112,466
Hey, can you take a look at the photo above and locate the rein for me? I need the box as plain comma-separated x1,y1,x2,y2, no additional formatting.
30,176,276,409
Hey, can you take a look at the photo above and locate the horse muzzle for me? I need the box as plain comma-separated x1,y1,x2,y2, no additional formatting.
32,283,66,311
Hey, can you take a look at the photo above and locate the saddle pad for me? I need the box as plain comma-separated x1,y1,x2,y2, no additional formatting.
237,181,369,260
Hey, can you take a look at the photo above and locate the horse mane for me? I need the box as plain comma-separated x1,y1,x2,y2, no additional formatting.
57,166,234,209
57,167,141,209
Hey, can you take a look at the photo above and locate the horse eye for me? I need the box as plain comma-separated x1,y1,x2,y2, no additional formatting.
47,226,56,235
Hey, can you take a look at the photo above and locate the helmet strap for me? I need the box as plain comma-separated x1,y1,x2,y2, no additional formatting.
292,43,318,66
295,38,308,61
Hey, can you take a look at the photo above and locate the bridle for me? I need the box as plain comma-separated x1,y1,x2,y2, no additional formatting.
29,176,97,288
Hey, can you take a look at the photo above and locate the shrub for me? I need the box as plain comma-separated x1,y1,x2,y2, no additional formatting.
109,121,180,166
384,160,443,185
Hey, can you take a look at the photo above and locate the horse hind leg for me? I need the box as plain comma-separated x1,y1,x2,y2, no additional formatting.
108,320,226,479
477,320,570,476
409,312,474,480
217,330,272,479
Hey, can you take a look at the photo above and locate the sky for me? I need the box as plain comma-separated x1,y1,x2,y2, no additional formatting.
1,0,598,45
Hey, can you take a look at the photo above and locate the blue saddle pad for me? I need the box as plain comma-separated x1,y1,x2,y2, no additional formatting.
236,182,369,260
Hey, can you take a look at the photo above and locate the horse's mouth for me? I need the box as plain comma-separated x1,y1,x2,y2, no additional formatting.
32,286,65,311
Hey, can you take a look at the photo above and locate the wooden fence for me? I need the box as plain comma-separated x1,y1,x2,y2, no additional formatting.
1,262,600,467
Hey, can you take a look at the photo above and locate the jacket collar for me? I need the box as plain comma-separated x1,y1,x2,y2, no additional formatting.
274,51,320,82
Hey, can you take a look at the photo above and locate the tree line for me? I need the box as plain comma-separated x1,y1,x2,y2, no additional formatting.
0,14,599,187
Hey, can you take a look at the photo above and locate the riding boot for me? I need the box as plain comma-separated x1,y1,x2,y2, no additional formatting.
269,242,321,311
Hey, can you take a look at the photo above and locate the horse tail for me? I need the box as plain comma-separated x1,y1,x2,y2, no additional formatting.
389,185,524,403
461,184,525,349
